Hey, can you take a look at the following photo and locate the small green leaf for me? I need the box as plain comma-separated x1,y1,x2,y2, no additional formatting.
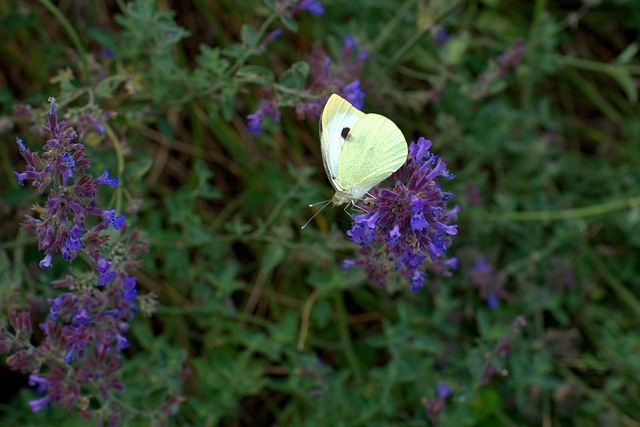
279,61,310,89
220,85,237,121
280,15,299,32
614,42,638,64
261,242,286,271
609,67,638,105
241,24,259,47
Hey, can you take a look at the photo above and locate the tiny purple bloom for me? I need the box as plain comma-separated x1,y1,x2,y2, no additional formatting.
28,374,48,393
16,136,26,152
14,171,28,186
28,395,50,412
39,253,53,269
64,348,75,364
247,113,263,135
96,170,118,186
123,276,138,301
96,257,113,273
116,334,129,352
63,152,75,166
48,295,65,320
98,270,117,286
112,214,126,230
72,308,90,327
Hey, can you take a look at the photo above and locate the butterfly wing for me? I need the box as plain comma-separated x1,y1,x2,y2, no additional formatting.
320,94,365,192
336,113,408,197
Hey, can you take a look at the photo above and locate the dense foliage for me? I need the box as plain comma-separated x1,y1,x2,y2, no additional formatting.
1,0,639,425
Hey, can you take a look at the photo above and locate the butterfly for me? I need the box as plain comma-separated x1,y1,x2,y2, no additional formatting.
320,94,408,205
302,94,408,229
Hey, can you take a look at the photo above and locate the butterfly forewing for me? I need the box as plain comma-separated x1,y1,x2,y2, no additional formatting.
336,113,408,194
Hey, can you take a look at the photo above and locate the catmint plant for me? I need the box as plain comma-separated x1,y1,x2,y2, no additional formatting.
1,98,150,425
247,35,367,134
342,137,459,292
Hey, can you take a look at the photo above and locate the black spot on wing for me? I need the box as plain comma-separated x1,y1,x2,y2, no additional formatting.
340,127,350,139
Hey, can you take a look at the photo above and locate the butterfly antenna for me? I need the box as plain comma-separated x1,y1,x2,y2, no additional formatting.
301,200,332,230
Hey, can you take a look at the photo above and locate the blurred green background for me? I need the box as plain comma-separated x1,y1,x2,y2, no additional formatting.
1,0,640,425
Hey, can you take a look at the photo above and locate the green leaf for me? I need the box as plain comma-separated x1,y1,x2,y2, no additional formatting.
609,67,638,105
220,84,237,121
197,44,230,76
279,61,310,89
614,42,638,64
279,15,299,32
261,242,286,271
240,23,259,47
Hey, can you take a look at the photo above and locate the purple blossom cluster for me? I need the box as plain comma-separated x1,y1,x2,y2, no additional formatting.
1,98,148,424
342,137,459,292
247,35,367,134
295,35,368,120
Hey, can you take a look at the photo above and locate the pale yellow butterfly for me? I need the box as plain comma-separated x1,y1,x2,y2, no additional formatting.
302,94,408,229
320,94,408,205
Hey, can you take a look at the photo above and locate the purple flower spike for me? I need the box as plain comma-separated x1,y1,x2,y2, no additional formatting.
7,99,149,424
343,137,458,291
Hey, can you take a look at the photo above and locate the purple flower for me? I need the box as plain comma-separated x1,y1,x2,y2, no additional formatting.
434,26,450,45
39,253,53,269
28,395,50,412
342,137,458,291
289,0,324,15
5,98,152,425
102,209,126,230
14,99,126,269
64,348,76,364
95,170,118,186
246,99,281,135
116,334,129,352
123,276,138,301
98,270,117,286
296,36,368,120
47,295,65,320
28,374,48,393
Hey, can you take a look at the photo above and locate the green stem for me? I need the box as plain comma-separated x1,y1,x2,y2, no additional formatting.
503,194,640,222
588,248,640,318
39,0,89,79
333,291,364,383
